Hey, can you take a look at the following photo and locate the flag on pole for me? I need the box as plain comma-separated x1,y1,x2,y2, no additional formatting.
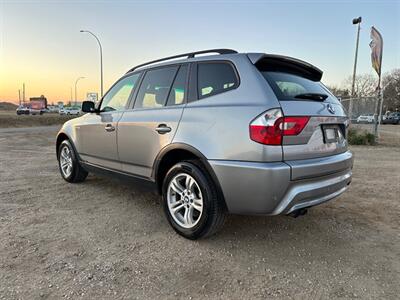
369,26,383,77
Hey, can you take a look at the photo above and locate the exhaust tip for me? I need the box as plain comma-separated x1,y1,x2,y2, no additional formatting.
289,208,308,218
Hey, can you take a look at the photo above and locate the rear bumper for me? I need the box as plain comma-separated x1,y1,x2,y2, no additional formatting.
209,151,353,215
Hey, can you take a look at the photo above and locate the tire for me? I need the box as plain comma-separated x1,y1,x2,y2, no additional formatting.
58,140,88,183
162,160,226,239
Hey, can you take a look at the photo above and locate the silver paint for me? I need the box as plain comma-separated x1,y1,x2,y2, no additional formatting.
57,52,353,215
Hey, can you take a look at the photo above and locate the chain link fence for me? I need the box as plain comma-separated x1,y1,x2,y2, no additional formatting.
341,96,382,134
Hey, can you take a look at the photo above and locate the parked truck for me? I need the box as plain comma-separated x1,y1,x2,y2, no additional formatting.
29,100,46,115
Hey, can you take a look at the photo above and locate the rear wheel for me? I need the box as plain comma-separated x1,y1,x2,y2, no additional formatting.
162,161,226,239
58,140,88,183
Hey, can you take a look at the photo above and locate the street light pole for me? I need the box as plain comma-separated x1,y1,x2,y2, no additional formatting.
80,30,103,99
349,16,362,123
74,77,85,106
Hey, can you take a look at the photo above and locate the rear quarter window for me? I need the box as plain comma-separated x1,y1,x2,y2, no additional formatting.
197,62,238,99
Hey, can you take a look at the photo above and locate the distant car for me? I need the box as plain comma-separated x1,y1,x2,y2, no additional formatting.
60,107,81,115
357,114,374,123
16,106,30,115
381,112,400,125
47,106,59,113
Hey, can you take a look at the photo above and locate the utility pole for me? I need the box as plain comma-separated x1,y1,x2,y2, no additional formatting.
80,30,104,98
74,77,85,107
22,83,25,103
349,16,362,123
18,89,21,105
373,76,382,138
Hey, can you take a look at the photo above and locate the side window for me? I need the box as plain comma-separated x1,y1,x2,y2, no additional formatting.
197,62,238,99
166,65,188,106
134,66,178,109
100,73,140,112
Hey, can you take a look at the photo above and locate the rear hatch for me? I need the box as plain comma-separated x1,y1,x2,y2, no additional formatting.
253,54,349,161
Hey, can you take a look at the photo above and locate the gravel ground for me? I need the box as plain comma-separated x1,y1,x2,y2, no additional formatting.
0,125,399,299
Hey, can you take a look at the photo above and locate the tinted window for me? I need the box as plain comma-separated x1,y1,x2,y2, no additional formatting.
134,66,178,109
100,73,140,111
166,65,188,106
197,62,238,99
261,72,331,100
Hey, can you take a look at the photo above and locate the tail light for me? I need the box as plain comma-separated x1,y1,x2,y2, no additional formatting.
249,109,309,145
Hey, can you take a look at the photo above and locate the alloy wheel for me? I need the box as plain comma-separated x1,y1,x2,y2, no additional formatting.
59,145,73,178
167,173,203,228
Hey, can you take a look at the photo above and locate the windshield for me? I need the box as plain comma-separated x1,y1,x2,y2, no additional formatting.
261,71,333,101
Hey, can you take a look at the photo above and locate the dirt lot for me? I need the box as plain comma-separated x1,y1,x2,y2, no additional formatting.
0,125,399,299
0,111,77,128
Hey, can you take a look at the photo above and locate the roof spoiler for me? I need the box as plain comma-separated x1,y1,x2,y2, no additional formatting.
247,53,323,81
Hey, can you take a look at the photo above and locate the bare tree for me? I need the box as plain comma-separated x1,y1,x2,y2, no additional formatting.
382,69,400,112
343,74,377,97
325,85,350,98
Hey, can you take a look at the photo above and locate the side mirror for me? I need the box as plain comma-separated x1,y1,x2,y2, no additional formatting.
82,101,95,113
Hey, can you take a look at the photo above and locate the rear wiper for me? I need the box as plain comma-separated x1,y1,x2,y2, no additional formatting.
294,93,328,101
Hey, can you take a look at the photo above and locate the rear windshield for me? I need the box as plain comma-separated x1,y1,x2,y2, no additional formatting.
261,71,332,101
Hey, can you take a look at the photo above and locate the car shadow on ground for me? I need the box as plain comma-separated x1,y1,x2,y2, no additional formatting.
82,173,368,254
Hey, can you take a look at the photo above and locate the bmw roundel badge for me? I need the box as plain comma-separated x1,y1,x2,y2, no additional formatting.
327,103,335,114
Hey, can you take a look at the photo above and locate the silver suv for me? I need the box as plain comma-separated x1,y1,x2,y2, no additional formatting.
56,49,353,239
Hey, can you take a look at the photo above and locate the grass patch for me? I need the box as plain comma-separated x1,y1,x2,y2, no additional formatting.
348,128,376,145
0,110,78,128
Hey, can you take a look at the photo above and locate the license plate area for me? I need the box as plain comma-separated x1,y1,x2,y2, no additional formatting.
322,125,340,144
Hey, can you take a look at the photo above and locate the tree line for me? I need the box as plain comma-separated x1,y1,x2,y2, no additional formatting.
327,68,400,112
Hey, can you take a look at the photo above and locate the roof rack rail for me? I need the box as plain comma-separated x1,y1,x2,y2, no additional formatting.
127,49,238,73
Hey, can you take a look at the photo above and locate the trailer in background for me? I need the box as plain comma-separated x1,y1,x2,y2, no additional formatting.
29,100,45,115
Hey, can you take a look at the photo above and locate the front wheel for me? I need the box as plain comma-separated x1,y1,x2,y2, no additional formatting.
162,161,226,239
58,140,88,183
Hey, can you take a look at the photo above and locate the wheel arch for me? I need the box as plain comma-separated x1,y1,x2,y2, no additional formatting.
56,132,80,161
153,143,227,209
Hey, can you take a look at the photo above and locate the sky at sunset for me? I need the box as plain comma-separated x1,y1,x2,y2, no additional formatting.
0,0,399,104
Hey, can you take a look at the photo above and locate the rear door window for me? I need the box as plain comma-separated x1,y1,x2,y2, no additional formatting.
134,66,178,109
261,72,332,101
197,62,238,99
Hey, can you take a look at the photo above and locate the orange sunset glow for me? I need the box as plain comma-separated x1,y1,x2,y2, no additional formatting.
1,1,398,105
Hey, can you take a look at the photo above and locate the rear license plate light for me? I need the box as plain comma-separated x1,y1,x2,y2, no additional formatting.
322,125,340,143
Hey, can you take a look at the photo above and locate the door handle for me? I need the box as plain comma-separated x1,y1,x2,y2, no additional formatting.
155,124,171,134
105,124,115,132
